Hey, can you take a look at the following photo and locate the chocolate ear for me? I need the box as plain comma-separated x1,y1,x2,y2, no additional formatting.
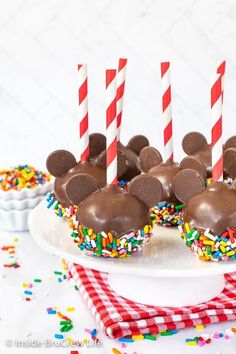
46,150,77,177
96,150,127,179
139,146,163,173
182,132,208,155
128,174,163,208
127,135,149,155
65,173,99,205
173,169,205,204
224,147,236,179
180,156,207,180
89,133,106,158
224,136,236,150
231,179,236,191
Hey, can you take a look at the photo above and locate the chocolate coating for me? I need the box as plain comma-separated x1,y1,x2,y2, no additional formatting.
94,136,149,182
118,142,141,181
54,161,106,207
183,182,236,235
182,132,212,178
182,132,208,155
180,156,207,180
47,150,77,177
66,174,98,205
148,160,181,202
77,184,150,235
96,149,128,179
189,147,212,178
174,169,205,204
128,174,163,208
127,135,150,155
89,133,106,159
139,146,163,173
224,148,236,180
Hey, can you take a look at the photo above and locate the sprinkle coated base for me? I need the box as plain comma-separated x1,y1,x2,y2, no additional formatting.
46,180,128,223
46,193,77,227
178,222,236,261
71,224,153,258
150,201,184,227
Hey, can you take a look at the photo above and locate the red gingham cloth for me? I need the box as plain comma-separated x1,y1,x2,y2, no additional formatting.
67,261,236,339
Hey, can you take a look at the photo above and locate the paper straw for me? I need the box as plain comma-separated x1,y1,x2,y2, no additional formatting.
217,60,226,103
116,58,127,141
161,62,173,161
78,64,89,162
211,73,223,182
106,69,117,185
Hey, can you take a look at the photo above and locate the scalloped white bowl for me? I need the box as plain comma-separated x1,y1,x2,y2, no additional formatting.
0,180,54,200
0,180,54,231
0,194,46,211
0,208,31,231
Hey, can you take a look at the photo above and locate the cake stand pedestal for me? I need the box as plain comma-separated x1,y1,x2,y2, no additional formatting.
108,273,225,307
28,201,236,307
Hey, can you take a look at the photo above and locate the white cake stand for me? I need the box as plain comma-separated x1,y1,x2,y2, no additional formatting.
28,201,236,307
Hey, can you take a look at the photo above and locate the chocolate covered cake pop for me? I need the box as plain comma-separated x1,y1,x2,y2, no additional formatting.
174,151,236,262
46,133,108,220
139,146,194,227
181,132,236,180
66,174,163,257
96,135,149,183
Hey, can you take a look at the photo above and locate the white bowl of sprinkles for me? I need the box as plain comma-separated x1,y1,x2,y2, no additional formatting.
0,165,53,231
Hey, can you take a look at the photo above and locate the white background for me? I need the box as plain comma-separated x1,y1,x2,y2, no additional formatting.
1,0,236,169
1,1,236,353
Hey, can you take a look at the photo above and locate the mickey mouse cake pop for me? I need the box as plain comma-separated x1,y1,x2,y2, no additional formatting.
46,132,108,220
181,132,236,180
139,147,187,227
174,167,236,262
175,69,236,262
67,69,162,258
46,64,109,220
96,135,149,184
137,61,186,227
114,57,150,182
67,173,162,257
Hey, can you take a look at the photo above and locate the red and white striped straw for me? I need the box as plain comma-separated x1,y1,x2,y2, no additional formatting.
161,62,173,161
116,58,127,141
78,64,89,162
211,73,223,182
217,60,226,103
106,69,117,185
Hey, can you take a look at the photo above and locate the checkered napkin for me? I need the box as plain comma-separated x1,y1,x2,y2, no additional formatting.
67,261,236,339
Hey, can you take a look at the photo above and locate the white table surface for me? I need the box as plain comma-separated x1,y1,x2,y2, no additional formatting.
1,230,236,354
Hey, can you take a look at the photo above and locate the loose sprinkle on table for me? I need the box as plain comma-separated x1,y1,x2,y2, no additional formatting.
34,278,42,283
2,244,20,268
196,324,205,330
54,334,64,340
66,307,75,312
112,349,121,354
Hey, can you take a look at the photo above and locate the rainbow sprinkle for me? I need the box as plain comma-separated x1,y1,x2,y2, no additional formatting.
150,201,184,227
46,193,77,226
179,223,236,261
2,244,20,268
0,165,51,191
185,329,232,347
46,181,128,221
71,224,153,258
